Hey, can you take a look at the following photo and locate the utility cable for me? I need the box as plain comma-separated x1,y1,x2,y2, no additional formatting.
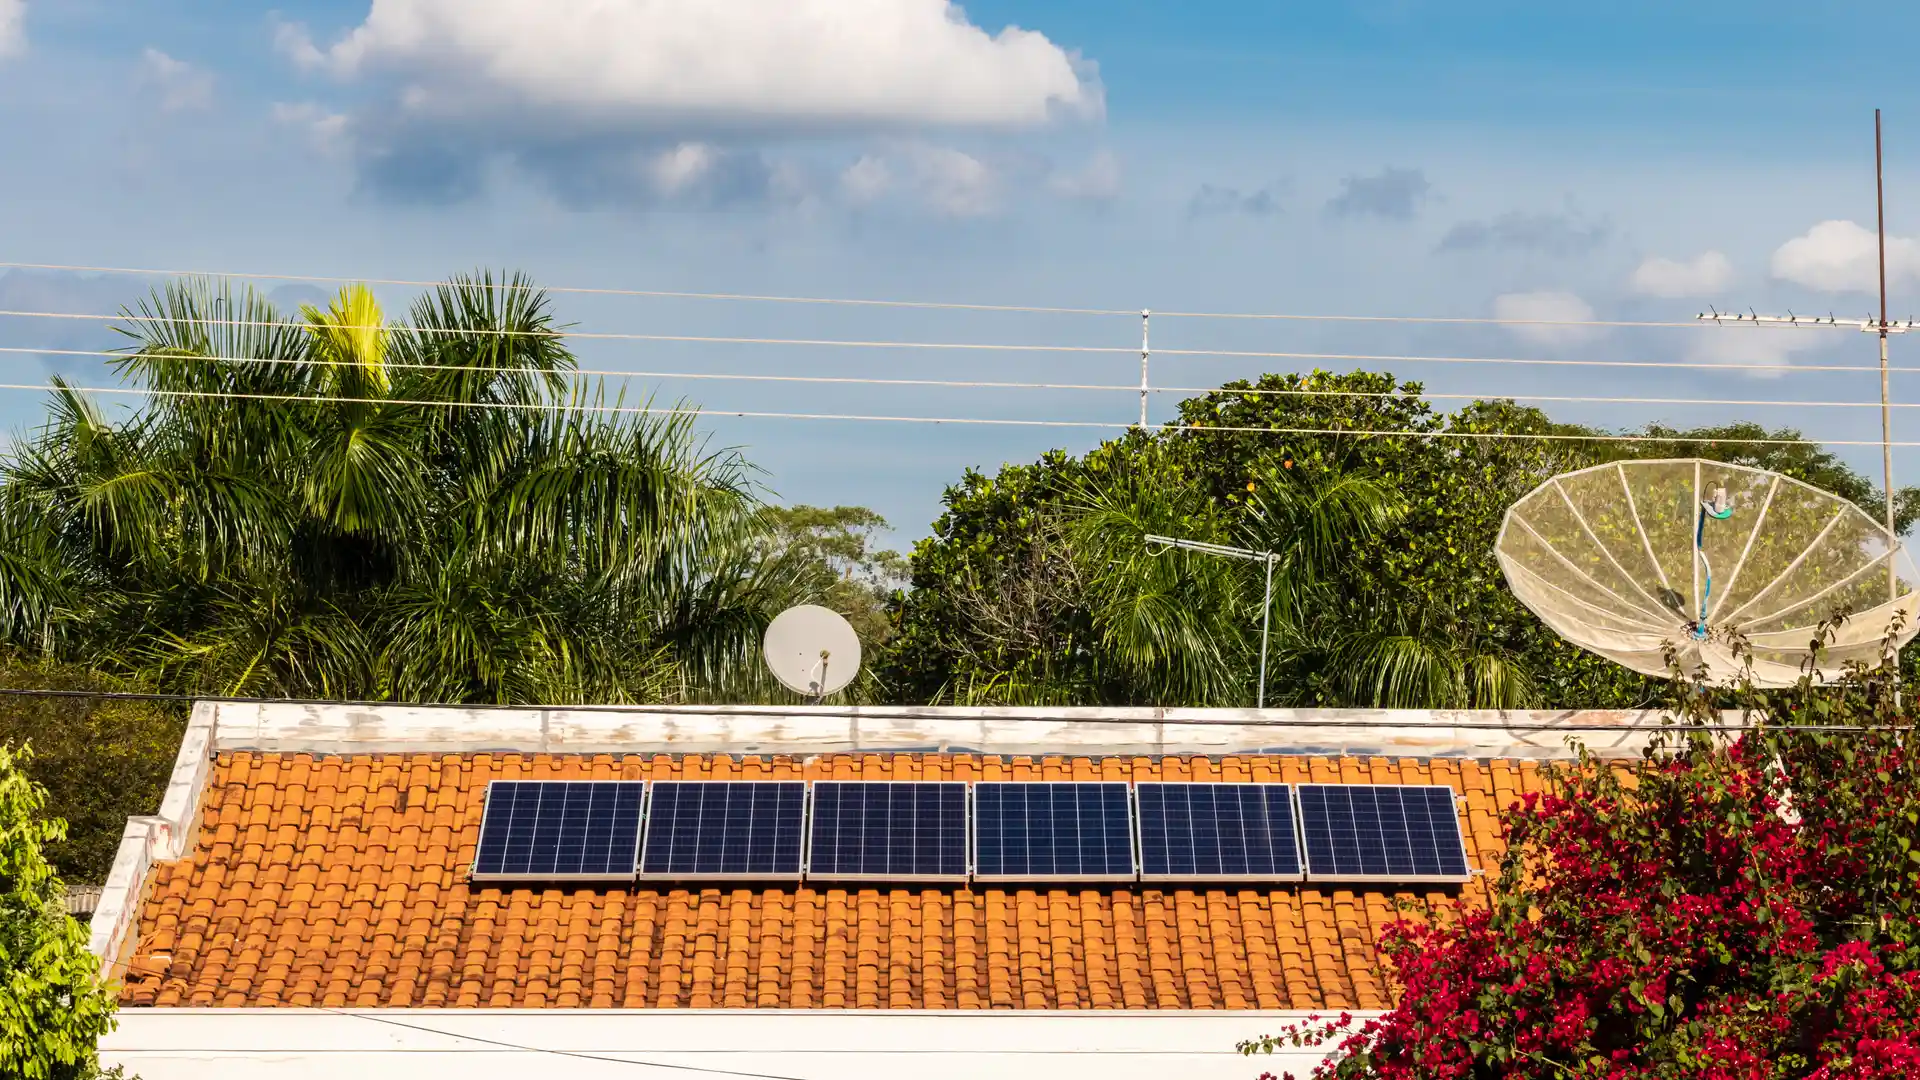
0,309,1896,374
0,379,1912,446
0,344,1904,408
0,685,1874,734
0,260,1749,328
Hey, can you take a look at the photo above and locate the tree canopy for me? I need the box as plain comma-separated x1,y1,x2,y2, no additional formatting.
0,275,811,705
877,370,1916,709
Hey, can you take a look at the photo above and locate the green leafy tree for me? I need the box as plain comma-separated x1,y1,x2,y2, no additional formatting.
0,743,120,1080
879,370,1910,709
757,505,907,647
0,274,801,704
0,656,184,885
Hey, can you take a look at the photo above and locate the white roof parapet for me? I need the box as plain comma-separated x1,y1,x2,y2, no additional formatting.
209,701,1743,760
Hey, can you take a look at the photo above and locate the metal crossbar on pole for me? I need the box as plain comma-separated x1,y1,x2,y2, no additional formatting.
1144,534,1280,707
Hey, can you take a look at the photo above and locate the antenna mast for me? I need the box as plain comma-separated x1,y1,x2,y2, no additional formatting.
1878,108,1897,603
1697,109,1902,604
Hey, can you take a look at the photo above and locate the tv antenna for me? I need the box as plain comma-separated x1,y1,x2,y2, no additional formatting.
1696,109,1904,603
762,605,862,701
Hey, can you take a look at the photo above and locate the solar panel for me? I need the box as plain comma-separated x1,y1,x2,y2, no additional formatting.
806,782,969,881
470,780,645,883
971,782,1136,881
1295,784,1471,883
638,781,807,880
1135,783,1303,882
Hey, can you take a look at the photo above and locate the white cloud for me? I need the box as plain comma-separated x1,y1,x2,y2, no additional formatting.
295,0,1100,130
904,144,996,217
272,102,350,155
841,155,892,204
1686,326,1823,380
0,0,25,60
1772,219,1920,294
1493,290,1602,346
140,49,215,112
1048,149,1120,202
273,17,326,70
649,143,716,196
1629,251,1732,298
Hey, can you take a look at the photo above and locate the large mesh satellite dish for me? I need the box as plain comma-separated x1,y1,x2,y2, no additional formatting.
1497,459,1920,686
762,604,862,697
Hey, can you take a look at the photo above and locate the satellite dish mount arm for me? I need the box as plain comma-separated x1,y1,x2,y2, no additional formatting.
1693,484,1735,640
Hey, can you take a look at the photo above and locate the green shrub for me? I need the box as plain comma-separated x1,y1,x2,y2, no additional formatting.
0,655,185,885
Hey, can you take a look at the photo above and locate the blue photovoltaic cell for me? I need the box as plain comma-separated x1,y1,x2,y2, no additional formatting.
471,781,645,881
807,782,968,880
972,782,1135,880
639,781,807,878
1135,783,1302,881
1296,784,1470,882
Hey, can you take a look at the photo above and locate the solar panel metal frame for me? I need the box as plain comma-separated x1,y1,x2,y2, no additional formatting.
635,780,809,882
802,781,972,883
969,781,1138,883
469,780,647,884
1294,783,1472,885
1132,782,1305,883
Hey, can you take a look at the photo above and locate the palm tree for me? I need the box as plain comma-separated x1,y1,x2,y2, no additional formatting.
0,273,796,704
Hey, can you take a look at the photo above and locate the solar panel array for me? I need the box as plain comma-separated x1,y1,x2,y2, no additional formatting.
469,779,1471,886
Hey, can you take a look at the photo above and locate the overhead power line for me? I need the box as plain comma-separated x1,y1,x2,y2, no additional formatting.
1,260,1726,329
0,685,1872,734
0,314,1902,375
0,344,1905,409
0,380,1912,447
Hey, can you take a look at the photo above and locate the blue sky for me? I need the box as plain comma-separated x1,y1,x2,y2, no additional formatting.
3,1,1920,541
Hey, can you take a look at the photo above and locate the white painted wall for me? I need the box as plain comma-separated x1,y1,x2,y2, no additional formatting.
211,699,1706,758
102,1009,1370,1080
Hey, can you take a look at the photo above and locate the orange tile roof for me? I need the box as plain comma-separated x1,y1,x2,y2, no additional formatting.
119,751,1552,1010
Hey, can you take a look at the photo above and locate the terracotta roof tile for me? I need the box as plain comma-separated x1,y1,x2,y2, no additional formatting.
120,752,1522,1010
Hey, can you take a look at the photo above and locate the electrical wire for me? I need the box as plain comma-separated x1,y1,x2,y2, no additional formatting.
0,379,1912,446
1,344,1905,408
0,685,1878,734
0,309,1901,374
0,260,1752,328
88,959,820,1079
0,340,1904,382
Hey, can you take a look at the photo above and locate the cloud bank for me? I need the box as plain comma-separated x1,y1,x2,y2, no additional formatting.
141,49,215,112
275,0,1102,210
0,0,24,60
288,0,1099,130
1493,290,1601,346
1440,211,1609,256
1771,220,1920,294
1629,251,1731,298
1325,166,1429,220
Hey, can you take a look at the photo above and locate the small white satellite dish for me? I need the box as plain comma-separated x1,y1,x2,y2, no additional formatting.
762,605,862,698
1497,458,1920,686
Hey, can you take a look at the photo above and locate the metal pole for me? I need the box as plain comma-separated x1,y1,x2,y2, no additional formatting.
1878,109,1899,603
1257,556,1274,709
1138,309,1151,428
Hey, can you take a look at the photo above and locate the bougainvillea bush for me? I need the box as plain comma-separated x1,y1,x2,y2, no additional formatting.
1244,638,1920,1079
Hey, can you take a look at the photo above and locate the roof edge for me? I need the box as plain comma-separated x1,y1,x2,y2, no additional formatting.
209,701,1735,759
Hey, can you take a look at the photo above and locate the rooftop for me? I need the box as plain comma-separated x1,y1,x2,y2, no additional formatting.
96,701,1677,1012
